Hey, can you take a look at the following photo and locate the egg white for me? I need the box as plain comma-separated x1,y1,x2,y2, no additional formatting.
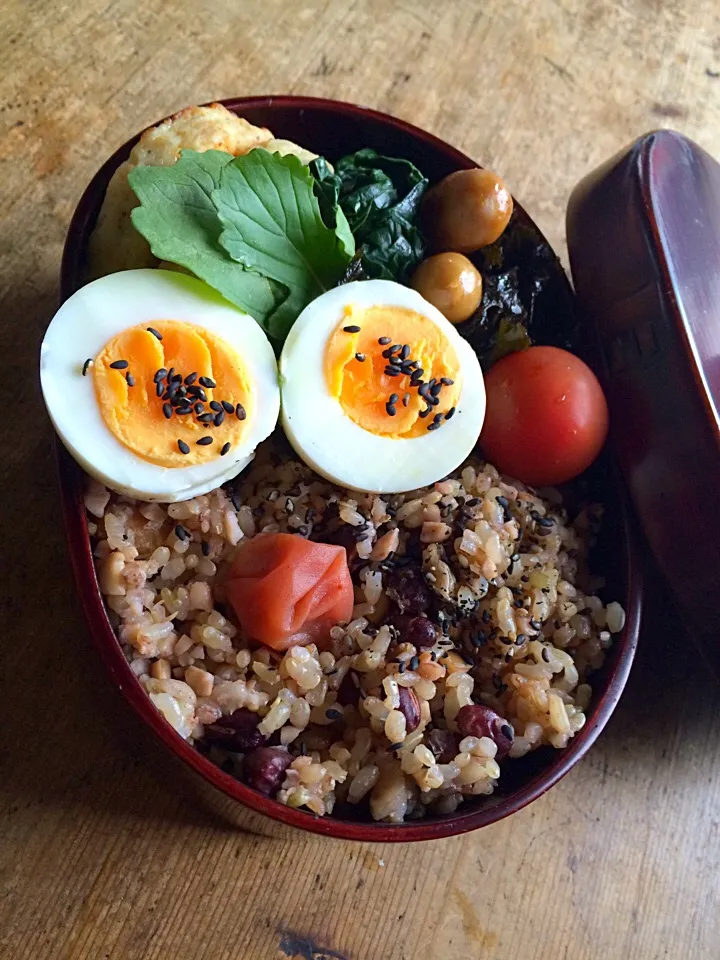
41,269,280,502
280,280,486,493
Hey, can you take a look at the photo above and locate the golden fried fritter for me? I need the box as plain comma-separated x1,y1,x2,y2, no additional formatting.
88,103,317,278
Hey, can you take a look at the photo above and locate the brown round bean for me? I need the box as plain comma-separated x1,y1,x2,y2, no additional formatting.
204,707,266,752
243,746,292,795
411,253,483,324
423,168,513,252
456,704,515,759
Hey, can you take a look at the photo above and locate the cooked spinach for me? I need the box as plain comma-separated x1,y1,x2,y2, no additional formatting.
311,149,428,282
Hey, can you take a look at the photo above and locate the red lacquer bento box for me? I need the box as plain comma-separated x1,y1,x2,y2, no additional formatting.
55,96,660,841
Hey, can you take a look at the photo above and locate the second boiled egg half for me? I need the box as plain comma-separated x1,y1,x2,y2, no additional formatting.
280,279,485,492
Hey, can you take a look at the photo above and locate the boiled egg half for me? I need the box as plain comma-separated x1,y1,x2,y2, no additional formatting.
280,279,485,492
41,270,280,501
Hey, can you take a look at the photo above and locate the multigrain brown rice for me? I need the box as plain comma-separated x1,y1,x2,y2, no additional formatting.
88,439,625,822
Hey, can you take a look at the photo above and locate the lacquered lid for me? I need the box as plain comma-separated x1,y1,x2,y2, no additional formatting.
567,130,720,672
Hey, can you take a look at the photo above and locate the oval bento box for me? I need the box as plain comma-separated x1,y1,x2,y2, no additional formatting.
56,96,643,842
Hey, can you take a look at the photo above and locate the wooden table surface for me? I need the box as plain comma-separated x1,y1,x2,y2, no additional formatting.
2,1,720,957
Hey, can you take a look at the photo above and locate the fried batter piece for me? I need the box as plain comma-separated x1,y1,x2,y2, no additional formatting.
88,103,317,277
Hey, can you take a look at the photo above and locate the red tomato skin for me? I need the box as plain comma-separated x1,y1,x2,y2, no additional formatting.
478,346,609,486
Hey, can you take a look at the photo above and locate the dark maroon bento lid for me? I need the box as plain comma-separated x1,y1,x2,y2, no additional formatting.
566,130,720,673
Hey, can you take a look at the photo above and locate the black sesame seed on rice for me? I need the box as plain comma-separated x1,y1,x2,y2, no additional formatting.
174,524,189,540
201,540,210,556
326,708,343,720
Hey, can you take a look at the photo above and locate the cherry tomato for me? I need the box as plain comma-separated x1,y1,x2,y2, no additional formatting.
478,346,609,486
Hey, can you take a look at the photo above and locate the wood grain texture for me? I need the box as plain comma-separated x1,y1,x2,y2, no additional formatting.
1,1,720,957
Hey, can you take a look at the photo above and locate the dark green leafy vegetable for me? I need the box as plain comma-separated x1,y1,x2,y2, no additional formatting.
311,149,428,282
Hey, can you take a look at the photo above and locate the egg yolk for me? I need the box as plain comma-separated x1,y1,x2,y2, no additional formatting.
324,305,461,438
93,320,252,467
